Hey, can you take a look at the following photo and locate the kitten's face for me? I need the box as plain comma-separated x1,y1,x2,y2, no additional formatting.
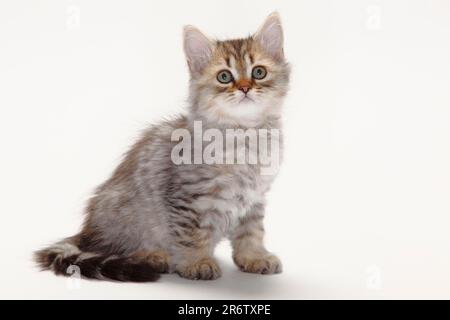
184,13,290,126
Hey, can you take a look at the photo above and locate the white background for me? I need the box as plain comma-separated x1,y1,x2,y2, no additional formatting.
0,0,449,299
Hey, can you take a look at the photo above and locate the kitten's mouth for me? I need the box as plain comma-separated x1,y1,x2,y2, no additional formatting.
239,96,254,104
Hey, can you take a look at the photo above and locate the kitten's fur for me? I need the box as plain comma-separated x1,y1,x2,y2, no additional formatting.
35,13,290,282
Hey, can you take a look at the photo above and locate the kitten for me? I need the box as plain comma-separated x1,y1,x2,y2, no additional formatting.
35,12,290,281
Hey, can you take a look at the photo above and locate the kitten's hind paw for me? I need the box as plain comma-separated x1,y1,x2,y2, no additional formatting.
176,257,222,280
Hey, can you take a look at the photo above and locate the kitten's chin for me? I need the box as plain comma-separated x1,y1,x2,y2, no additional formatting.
201,100,282,127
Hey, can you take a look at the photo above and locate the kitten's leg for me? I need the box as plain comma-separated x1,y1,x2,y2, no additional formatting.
231,211,282,274
172,225,222,280
130,250,171,273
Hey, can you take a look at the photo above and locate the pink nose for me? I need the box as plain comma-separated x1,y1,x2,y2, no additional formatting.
239,86,250,94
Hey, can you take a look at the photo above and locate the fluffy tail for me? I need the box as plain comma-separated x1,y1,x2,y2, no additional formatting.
34,240,160,282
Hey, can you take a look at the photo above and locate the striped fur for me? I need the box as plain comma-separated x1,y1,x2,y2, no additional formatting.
34,240,167,282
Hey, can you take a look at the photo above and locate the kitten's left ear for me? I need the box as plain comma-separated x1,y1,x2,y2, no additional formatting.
183,25,213,76
254,12,284,61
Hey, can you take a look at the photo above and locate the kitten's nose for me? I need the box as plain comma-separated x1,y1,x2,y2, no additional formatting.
239,86,250,94
237,79,252,94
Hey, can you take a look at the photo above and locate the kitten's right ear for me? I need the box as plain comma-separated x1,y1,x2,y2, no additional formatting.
183,25,213,76
254,12,284,61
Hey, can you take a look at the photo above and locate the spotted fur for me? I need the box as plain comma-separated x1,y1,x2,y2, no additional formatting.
35,12,290,282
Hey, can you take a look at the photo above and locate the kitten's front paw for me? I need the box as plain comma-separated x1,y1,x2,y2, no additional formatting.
234,254,282,274
176,257,222,280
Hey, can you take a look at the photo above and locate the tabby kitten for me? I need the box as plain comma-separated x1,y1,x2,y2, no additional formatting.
35,12,290,281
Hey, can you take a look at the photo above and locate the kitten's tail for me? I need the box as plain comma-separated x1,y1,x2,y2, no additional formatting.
34,239,160,282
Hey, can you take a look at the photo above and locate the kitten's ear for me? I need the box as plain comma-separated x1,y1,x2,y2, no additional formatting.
183,25,213,76
254,12,284,61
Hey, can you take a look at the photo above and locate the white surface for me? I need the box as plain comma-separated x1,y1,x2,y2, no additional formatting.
0,0,449,299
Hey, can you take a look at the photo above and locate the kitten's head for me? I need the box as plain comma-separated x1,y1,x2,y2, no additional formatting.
184,12,290,126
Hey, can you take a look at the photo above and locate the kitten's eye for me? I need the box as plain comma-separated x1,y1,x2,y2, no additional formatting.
217,70,233,84
252,66,267,80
